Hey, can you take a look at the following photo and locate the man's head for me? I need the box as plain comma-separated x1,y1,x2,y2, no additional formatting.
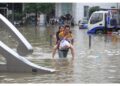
64,25,70,33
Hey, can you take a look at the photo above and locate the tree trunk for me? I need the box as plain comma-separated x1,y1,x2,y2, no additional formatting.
35,10,37,27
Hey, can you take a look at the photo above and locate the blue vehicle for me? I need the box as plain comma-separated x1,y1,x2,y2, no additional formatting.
79,18,88,29
87,9,120,34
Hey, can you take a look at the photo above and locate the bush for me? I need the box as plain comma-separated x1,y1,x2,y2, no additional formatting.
8,13,23,21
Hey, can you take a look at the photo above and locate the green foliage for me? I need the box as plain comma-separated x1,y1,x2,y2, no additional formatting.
24,3,55,14
8,12,23,21
89,6,100,17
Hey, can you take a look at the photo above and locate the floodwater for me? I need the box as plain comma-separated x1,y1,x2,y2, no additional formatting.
0,25,120,83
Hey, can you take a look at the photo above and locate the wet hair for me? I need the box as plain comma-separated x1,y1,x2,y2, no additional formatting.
64,25,70,29
59,25,64,30
69,31,72,33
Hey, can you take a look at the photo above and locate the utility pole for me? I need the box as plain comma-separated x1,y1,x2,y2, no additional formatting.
12,3,14,24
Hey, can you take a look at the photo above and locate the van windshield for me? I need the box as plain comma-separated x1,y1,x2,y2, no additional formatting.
90,13,103,24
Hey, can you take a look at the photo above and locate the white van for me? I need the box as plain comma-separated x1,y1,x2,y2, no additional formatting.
87,9,120,34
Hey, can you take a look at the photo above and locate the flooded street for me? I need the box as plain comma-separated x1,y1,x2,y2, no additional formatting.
0,25,120,83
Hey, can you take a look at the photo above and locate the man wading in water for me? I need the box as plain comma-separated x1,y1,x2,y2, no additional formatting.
52,25,75,59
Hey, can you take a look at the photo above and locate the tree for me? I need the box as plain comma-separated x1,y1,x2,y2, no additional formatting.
24,3,55,26
24,3,55,14
89,6,100,18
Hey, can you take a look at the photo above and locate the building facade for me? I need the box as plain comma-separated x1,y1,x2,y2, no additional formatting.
55,3,119,24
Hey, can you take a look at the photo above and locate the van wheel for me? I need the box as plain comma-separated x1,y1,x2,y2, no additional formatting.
96,30,104,34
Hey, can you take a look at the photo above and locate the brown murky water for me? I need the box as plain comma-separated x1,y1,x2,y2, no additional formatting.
0,25,120,83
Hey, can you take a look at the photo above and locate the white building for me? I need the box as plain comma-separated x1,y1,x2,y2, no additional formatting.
55,3,119,24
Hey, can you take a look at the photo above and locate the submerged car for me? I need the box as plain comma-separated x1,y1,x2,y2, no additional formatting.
79,18,88,29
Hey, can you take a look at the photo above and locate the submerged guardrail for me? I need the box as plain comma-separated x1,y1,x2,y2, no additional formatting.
0,14,33,56
0,14,56,73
